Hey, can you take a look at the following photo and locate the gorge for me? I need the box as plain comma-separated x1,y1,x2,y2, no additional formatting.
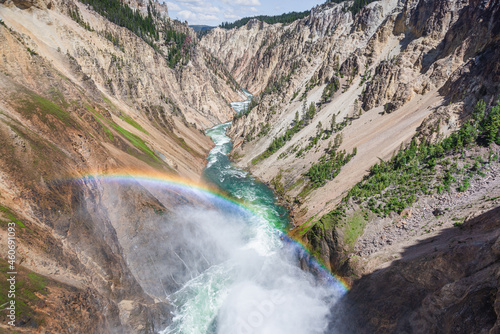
162,102,346,333
0,0,499,333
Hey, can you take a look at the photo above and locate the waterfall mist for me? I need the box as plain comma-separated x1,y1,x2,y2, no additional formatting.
161,205,342,334
78,174,345,334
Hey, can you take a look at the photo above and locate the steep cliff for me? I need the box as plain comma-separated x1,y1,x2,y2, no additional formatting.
332,206,500,333
202,0,500,298
0,0,244,331
204,0,499,224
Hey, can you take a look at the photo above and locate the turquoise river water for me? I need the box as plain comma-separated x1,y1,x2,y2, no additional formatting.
162,92,345,334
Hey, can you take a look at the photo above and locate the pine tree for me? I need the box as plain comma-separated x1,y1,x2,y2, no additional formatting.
316,121,323,136
330,114,336,132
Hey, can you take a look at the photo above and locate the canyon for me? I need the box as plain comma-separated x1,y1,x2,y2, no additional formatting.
203,0,500,280
0,0,243,331
0,0,498,332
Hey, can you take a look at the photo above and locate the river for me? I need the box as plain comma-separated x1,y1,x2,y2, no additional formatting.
162,92,345,334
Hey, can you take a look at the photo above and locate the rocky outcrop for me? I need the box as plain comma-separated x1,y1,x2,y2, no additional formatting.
202,2,500,329
0,0,45,9
331,206,500,334
202,0,500,227
0,0,244,331
2,0,241,131
124,0,169,20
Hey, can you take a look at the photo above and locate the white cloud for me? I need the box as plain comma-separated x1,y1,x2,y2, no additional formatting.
177,9,219,24
176,0,204,4
221,0,261,6
178,9,197,20
239,0,261,5
223,13,241,20
189,5,221,14
199,14,219,21
164,0,324,26
166,1,181,11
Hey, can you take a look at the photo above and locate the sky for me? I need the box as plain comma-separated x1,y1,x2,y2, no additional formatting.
163,0,326,26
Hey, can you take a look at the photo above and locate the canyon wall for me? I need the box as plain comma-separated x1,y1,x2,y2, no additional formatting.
0,0,498,331
203,0,499,226
0,0,243,331
202,0,500,326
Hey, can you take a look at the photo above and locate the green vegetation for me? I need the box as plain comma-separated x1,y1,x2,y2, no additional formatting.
86,106,161,164
300,75,319,102
91,114,114,140
69,6,94,31
295,111,351,158
48,88,70,108
238,64,300,140
205,54,241,92
321,77,340,103
263,68,299,97
77,0,192,68
307,147,357,188
343,211,367,246
19,92,78,129
477,100,500,145
78,0,159,42
271,171,285,197
314,98,499,224
165,28,191,68
344,99,499,216
246,62,300,112
103,30,123,50
359,66,372,86
301,98,500,259
109,122,160,163
120,114,149,134
252,102,318,164
220,11,310,29
0,259,48,326
326,0,379,16
26,48,38,56
303,123,325,152
0,205,25,228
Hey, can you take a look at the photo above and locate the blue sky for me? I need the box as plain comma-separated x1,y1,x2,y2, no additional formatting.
163,0,326,26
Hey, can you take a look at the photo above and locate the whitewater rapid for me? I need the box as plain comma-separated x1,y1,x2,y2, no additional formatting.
162,93,345,334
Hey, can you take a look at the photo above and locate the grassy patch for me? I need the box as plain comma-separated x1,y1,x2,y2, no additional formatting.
120,114,149,135
48,87,69,108
342,211,366,246
18,92,77,129
251,152,268,165
173,136,194,155
86,105,161,164
111,124,161,163
0,205,25,228
27,273,47,292
297,182,314,199
90,114,114,141
0,259,48,327
297,214,317,236
288,177,305,192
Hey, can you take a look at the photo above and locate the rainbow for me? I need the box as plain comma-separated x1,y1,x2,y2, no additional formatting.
71,169,351,292
77,169,254,213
